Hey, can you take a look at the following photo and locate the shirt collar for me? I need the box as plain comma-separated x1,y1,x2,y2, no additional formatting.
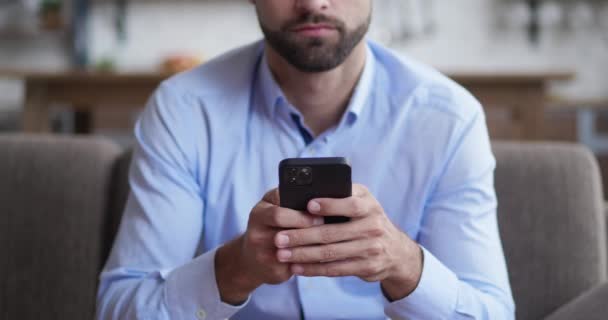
347,43,375,121
258,51,288,117
256,41,376,122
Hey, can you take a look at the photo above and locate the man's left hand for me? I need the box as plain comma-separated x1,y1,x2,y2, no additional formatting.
273,184,423,301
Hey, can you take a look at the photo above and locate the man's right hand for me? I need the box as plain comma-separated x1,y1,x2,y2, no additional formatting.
215,188,324,305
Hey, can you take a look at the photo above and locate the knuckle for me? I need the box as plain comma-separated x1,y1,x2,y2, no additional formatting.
263,189,279,204
251,202,261,214
366,220,384,238
361,261,382,277
319,227,335,244
372,200,383,212
299,215,313,228
359,184,370,193
354,184,368,194
287,231,301,246
370,261,384,275
322,247,338,261
247,230,264,246
349,198,365,216
271,207,284,225
362,274,382,283
271,189,280,204
250,203,265,220
263,190,273,200
367,242,383,257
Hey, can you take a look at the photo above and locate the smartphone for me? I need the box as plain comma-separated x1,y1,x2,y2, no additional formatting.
279,157,352,224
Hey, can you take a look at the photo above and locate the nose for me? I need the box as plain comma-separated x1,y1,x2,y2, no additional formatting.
295,0,330,12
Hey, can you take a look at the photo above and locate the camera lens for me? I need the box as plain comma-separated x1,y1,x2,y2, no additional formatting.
297,167,313,185
284,166,312,185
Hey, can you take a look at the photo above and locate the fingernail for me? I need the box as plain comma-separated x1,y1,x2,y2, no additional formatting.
308,201,321,213
292,265,304,274
276,234,290,247
312,217,324,226
277,249,292,262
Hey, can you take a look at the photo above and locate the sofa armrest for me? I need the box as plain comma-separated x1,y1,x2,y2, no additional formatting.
545,282,608,320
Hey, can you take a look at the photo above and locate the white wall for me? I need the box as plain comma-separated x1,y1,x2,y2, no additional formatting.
89,1,262,71
1,0,607,111
395,0,608,100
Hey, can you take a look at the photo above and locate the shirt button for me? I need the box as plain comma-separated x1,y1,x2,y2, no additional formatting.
196,309,207,320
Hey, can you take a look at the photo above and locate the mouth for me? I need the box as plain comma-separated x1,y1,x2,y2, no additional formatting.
290,23,337,37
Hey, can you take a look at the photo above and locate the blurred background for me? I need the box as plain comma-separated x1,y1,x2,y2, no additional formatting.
0,0,607,197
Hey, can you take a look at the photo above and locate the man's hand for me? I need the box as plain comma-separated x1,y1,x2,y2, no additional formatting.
215,188,324,305
273,184,423,301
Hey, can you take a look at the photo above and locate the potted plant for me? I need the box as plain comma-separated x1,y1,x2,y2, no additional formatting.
39,0,63,30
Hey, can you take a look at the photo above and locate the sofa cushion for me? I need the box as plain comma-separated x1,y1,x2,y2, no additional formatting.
0,134,121,320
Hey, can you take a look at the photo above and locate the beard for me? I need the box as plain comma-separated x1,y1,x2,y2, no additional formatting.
259,12,371,73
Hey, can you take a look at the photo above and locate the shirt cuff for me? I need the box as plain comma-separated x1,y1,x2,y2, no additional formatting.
165,247,250,320
384,246,459,320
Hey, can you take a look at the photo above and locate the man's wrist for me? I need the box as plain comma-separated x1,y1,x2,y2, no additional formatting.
215,236,258,305
381,242,424,301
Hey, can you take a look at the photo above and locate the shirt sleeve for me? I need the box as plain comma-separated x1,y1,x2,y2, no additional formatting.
384,110,515,320
96,83,249,320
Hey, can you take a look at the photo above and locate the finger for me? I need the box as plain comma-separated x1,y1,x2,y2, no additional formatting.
245,227,277,249
275,218,374,248
291,258,383,280
262,188,280,206
276,239,379,263
261,205,324,229
352,184,370,197
307,195,374,219
253,247,282,264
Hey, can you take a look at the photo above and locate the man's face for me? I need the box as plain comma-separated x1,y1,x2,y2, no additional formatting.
252,0,372,73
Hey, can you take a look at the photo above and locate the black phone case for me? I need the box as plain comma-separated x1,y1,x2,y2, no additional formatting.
279,157,352,224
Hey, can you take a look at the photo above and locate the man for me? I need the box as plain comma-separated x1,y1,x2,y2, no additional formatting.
97,1,515,319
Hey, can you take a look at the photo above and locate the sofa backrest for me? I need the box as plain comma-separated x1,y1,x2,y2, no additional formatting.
1,136,606,320
493,142,607,320
0,135,121,320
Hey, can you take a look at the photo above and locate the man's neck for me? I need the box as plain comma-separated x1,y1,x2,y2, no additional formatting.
265,41,368,137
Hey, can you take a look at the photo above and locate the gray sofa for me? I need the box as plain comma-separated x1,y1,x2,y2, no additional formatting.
0,134,606,319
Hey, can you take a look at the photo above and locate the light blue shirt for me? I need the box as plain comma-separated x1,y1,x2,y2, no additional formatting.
97,40,515,320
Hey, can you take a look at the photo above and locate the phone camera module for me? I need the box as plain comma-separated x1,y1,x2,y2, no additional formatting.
285,166,313,186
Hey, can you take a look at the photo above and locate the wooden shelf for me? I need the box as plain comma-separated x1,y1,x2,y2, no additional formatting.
0,27,68,39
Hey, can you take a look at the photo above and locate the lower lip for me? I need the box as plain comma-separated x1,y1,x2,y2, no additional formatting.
293,27,336,37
